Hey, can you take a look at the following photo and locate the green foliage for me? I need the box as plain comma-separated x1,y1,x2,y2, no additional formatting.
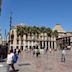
53,30,58,38
16,25,55,37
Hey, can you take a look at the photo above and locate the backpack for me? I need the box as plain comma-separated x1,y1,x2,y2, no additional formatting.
13,54,18,64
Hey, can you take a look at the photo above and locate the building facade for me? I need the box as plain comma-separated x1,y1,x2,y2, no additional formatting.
7,25,57,50
0,27,2,45
53,24,72,49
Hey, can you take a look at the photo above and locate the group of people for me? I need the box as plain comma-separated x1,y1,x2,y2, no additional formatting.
32,47,66,62
33,48,40,57
6,48,21,72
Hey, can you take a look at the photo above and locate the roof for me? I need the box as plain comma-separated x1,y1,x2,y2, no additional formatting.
53,24,65,32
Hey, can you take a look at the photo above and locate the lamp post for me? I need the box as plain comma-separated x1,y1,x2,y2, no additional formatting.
8,12,13,50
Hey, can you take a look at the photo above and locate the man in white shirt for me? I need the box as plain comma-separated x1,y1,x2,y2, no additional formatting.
61,49,66,62
7,50,15,72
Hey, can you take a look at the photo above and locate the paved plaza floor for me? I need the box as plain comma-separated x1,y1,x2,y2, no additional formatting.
1,49,72,72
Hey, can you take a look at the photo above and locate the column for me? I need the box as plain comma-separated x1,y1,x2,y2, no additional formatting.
54,41,57,49
45,41,47,49
51,41,53,49
42,41,44,47
48,41,50,49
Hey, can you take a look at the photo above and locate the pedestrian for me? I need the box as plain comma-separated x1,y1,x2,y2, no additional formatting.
33,49,35,55
49,48,52,53
16,48,21,55
6,50,15,72
36,48,40,57
13,49,19,64
61,49,66,62
11,47,14,53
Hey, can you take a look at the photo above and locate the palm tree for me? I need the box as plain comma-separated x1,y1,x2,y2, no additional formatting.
46,28,52,48
46,28,52,38
52,30,58,50
16,26,24,41
16,26,21,36
53,30,58,38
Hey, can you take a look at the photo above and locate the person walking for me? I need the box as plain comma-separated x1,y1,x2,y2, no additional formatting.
49,48,52,53
7,50,15,72
36,48,40,57
61,49,66,62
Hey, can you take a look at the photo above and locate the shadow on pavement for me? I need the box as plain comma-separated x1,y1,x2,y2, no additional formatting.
18,63,31,66
9,69,19,72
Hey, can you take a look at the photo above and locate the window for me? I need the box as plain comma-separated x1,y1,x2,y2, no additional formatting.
17,40,19,44
26,34,28,39
11,30,14,39
50,41,51,48
17,35,19,38
40,41,42,47
16,46,19,49
11,40,13,44
44,41,45,47
33,40,35,43
40,36,42,38
29,46,31,49
25,46,28,48
33,46,35,49
47,41,48,47
21,46,23,50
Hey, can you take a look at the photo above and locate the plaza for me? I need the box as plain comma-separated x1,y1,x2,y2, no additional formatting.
0,0,72,72
0,49,72,72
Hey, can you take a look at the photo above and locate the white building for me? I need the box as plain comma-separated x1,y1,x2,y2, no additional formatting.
7,25,57,51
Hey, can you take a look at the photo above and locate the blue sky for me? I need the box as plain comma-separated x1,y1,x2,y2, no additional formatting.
0,0,72,38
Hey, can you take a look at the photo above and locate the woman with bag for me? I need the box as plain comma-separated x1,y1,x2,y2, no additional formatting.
7,50,15,72
13,49,19,64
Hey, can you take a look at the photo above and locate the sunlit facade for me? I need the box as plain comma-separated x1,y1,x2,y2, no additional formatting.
7,25,57,50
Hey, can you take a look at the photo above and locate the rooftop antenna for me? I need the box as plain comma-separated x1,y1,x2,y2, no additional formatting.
9,12,13,46
10,12,12,30
5,29,7,41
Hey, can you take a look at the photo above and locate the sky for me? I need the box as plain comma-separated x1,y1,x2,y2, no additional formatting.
0,0,72,38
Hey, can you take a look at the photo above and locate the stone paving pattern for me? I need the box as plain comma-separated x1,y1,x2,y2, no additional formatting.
16,49,72,72
1,49,72,72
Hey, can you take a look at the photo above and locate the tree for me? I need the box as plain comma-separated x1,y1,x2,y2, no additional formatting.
46,28,52,37
53,30,58,38
46,28,52,48
16,26,21,36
